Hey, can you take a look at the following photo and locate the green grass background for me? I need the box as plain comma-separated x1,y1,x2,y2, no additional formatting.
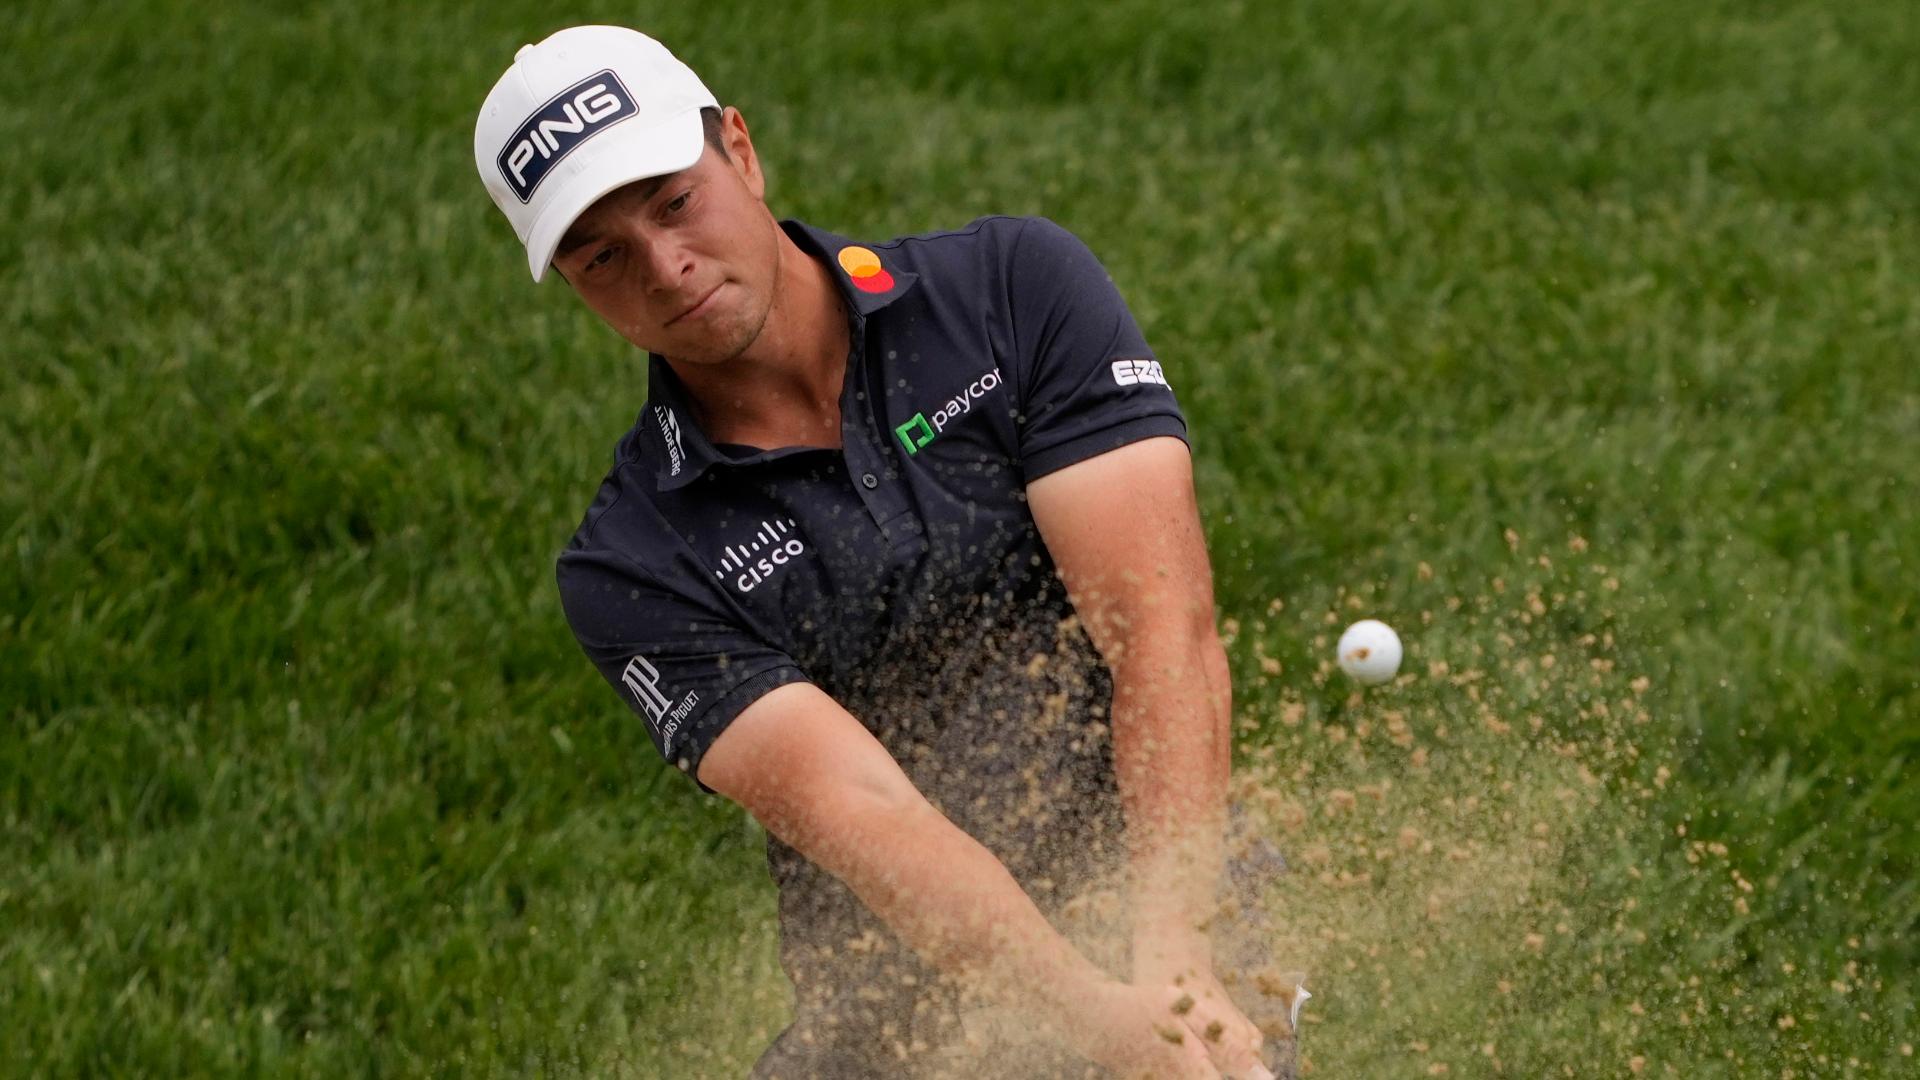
3,0,1915,1074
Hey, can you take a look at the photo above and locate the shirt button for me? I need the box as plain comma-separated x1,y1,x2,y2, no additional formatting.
861,472,879,490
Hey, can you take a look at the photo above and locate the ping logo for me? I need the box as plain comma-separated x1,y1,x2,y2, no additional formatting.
1111,358,1170,388
620,653,699,754
715,517,806,594
497,70,637,203
894,369,1004,455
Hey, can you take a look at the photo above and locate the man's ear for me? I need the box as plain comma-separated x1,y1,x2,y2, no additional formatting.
720,107,766,200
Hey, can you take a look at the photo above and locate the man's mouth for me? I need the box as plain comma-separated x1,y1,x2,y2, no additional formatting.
667,283,723,325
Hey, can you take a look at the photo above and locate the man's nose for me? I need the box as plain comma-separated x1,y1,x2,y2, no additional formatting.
637,231,694,292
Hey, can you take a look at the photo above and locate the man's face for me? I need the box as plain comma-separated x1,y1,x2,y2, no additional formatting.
550,110,779,365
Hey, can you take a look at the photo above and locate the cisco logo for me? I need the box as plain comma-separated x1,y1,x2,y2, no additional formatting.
496,70,637,203
714,518,805,594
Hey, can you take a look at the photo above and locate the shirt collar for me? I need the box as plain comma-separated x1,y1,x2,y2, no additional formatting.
639,359,722,492
778,218,920,319
640,218,919,492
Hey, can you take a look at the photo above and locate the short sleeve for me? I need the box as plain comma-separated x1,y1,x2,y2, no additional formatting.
1006,217,1187,480
557,548,807,784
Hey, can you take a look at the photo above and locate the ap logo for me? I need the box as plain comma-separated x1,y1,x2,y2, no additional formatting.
620,653,699,755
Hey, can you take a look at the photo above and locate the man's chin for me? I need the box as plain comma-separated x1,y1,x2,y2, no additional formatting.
697,308,774,366
633,295,773,366
659,325,758,367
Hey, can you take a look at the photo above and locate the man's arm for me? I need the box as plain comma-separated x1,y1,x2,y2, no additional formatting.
1028,435,1267,1072
1028,436,1230,975
697,681,1219,1078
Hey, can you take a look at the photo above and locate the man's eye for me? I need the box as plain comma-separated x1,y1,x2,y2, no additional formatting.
666,192,692,214
588,247,615,269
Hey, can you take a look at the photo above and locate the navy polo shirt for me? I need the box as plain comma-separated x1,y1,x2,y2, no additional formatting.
556,214,1186,1023
558,214,1184,777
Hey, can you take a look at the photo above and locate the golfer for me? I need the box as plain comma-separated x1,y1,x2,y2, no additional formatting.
475,25,1295,1079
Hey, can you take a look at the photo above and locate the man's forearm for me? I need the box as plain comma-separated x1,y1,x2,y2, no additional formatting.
1109,627,1235,980
700,685,1134,1056
790,784,1121,1029
1021,437,1238,982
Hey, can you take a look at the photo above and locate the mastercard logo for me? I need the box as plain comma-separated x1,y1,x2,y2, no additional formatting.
837,245,896,294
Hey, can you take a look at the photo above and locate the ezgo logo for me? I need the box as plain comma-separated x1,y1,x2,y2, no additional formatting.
894,369,1004,455
1110,358,1170,388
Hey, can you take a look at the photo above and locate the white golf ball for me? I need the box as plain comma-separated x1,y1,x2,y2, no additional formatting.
1337,619,1403,686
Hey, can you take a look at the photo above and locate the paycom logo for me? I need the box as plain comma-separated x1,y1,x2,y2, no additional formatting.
895,369,1003,455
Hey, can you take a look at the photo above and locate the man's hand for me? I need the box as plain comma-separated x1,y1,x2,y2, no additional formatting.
1059,980,1222,1080
1157,968,1268,1079
1135,931,1265,1073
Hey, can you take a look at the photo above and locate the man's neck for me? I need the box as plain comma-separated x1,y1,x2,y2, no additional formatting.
668,223,849,451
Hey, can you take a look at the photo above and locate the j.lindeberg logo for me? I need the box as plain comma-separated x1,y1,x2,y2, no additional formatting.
654,405,685,476
497,70,638,203
715,517,805,593
620,653,700,754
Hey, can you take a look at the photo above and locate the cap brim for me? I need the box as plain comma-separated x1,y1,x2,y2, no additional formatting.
523,108,707,282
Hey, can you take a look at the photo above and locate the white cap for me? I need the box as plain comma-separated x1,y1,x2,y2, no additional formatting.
474,26,718,281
